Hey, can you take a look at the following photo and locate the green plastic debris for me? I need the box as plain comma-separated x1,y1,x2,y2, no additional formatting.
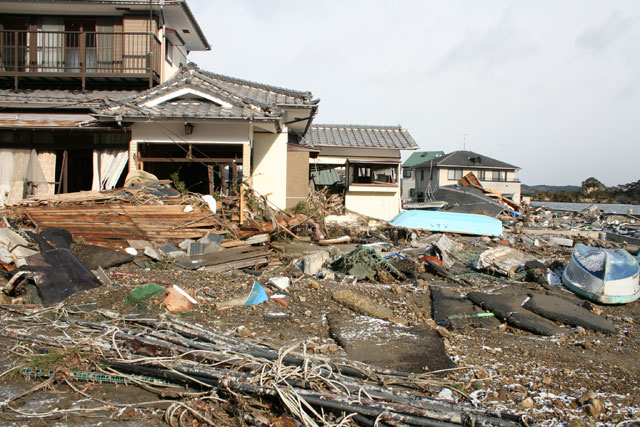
331,246,401,281
125,283,165,307
21,367,178,387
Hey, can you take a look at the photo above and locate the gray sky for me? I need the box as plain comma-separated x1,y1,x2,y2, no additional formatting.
188,0,640,186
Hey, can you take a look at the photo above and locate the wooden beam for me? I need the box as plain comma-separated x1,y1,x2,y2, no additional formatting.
138,157,239,163
207,165,214,196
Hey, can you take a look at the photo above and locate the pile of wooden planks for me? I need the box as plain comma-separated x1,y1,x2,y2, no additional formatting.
20,204,223,247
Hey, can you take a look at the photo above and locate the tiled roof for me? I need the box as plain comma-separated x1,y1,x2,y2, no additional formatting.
109,99,269,120
0,89,139,108
94,64,315,120
305,124,419,150
402,151,444,168
198,68,315,106
415,150,519,170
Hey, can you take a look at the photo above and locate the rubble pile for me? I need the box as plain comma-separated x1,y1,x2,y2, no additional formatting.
0,189,638,425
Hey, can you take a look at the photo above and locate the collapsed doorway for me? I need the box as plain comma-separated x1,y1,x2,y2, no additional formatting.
137,142,243,195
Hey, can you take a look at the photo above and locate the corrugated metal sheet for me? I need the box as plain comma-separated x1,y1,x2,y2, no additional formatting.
0,113,95,128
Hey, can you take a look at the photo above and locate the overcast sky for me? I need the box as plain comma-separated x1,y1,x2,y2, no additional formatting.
188,0,640,187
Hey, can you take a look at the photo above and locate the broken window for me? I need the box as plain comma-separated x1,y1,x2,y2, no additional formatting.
349,164,397,185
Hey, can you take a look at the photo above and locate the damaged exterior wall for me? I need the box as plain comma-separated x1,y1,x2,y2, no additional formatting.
128,121,250,172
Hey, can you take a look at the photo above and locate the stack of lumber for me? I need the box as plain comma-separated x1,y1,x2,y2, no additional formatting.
21,204,222,247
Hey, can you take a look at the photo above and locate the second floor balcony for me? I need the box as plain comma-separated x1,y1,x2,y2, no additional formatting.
0,29,161,90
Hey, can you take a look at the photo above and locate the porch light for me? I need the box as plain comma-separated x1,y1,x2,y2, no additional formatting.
184,122,194,135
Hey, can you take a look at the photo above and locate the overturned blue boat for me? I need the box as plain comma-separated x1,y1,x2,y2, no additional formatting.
563,244,640,304
389,210,503,237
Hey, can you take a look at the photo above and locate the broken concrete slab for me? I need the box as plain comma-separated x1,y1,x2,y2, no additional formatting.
467,291,563,336
187,242,205,256
476,246,538,277
144,247,162,261
203,241,223,254
332,289,393,320
549,237,574,247
178,239,194,251
127,239,154,250
198,232,224,245
523,293,617,334
327,313,455,372
26,248,102,304
70,243,134,271
303,251,330,276
159,243,181,254
430,286,500,330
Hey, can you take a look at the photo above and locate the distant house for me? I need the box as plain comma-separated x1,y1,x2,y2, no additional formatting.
414,150,521,203
401,151,444,202
304,124,418,220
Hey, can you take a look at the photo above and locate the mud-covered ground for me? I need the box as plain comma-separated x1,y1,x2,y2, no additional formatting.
0,237,639,426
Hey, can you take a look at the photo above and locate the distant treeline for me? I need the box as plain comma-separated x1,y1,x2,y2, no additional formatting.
523,178,640,204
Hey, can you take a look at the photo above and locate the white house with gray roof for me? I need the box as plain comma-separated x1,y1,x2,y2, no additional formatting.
303,124,418,220
414,150,521,203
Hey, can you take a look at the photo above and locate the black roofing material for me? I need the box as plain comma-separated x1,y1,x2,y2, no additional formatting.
434,185,505,217
431,286,500,330
523,293,617,334
415,150,519,170
467,291,563,336
26,248,102,304
327,312,456,372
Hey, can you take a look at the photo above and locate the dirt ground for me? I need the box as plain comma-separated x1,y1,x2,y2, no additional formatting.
0,236,639,426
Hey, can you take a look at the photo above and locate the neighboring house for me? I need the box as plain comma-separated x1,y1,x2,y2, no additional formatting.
414,150,521,203
304,124,418,220
401,150,444,202
0,0,210,205
0,1,319,212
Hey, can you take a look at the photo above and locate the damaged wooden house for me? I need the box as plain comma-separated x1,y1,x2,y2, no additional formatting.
0,0,421,224
0,0,210,205
305,124,418,220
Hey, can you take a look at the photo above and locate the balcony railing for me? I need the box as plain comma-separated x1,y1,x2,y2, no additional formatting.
0,30,161,89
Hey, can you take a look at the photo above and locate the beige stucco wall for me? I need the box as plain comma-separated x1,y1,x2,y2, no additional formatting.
252,131,288,210
345,185,401,221
286,150,310,209
130,122,250,144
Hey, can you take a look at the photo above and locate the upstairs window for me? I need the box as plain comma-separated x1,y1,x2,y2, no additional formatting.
492,170,507,181
165,39,174,64
403,168,412,178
